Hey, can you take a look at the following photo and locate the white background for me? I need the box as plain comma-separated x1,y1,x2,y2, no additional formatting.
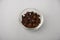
0,0,60,40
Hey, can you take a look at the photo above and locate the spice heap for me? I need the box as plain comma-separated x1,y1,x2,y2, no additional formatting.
21,11,41,28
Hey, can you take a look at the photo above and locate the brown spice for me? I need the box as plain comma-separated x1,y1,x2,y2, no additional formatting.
21,11,41,28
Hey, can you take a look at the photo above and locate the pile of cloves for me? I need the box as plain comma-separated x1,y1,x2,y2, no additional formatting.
21,11,41,28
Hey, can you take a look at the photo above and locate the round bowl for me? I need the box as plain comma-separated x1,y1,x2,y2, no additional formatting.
19,8,43,30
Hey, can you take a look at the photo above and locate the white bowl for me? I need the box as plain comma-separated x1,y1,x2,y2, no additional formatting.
19,8,43,30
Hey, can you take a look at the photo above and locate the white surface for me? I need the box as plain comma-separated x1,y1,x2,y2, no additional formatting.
0,0,60,40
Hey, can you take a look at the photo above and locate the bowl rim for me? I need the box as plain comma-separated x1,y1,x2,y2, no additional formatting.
19,8,44,30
